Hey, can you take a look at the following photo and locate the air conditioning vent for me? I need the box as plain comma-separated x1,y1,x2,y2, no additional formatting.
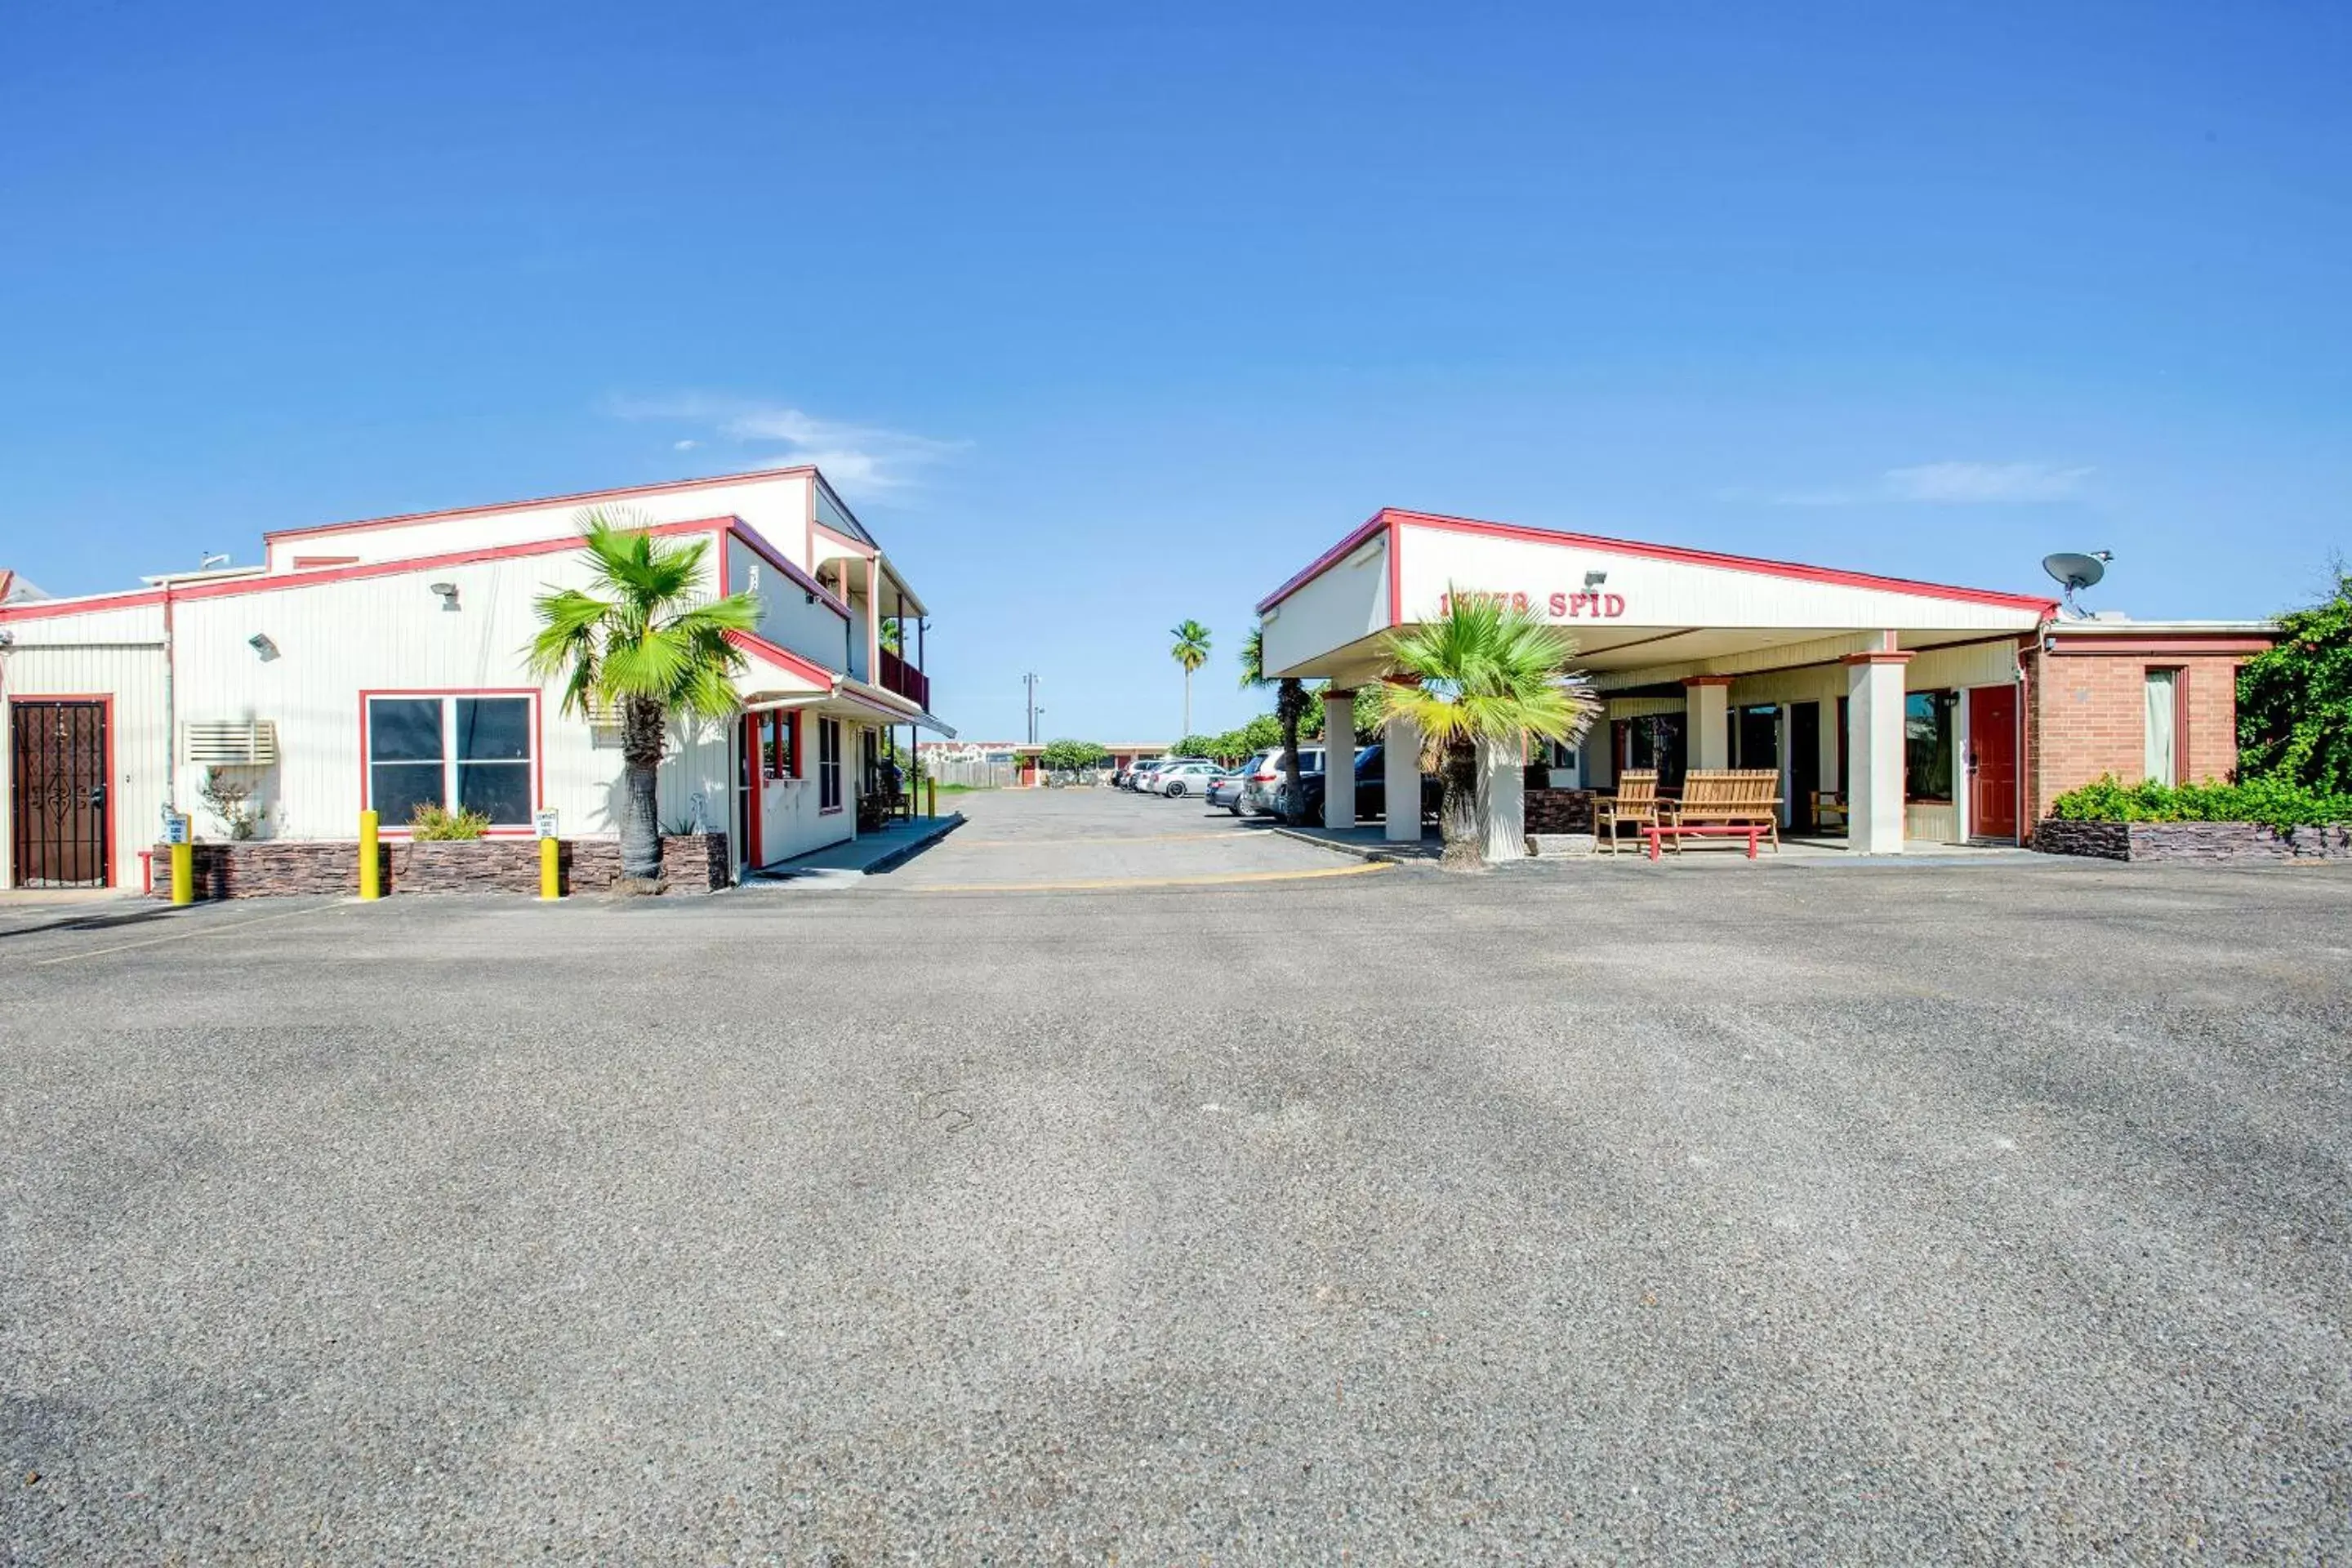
185,719,278,765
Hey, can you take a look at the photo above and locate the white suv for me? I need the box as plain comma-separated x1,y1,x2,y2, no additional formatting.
1239,747,1325,816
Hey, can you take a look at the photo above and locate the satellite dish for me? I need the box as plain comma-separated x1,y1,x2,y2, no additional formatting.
2042,550,2113,616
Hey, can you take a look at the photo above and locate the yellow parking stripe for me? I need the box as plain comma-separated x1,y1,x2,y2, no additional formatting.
886,862,1392,894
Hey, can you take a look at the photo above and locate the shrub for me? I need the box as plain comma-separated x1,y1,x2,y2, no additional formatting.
2049,773,2352,830
410,803,492,840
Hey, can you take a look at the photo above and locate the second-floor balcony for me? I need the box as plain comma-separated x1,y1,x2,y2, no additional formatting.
878,645,930,710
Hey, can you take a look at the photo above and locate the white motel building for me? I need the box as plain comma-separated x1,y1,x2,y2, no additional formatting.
1258,507,2275,853
0,467,950,891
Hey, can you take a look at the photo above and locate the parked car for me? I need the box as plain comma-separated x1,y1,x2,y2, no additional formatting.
1153,760,1219,797
1240,746,1327,817
1124,759,1168,792
1282,743,1441,825
1205,753,1264,815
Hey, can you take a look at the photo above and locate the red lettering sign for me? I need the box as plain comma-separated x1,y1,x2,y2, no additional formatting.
1437,589,1627,620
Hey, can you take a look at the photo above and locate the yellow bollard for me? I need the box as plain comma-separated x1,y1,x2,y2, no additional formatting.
170,840,194,906
926,778,937,818
359,809,381,900
540,835,561,900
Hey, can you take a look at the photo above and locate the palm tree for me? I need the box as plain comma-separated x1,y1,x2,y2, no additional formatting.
1170,618,1212,736
1382,588,1598,871
528,511,764,884
1241,625,1314,824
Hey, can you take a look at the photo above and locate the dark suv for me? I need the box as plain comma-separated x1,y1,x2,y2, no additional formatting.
1281,744,1441,824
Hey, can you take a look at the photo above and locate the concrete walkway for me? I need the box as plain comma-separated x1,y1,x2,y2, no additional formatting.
753,812,966,881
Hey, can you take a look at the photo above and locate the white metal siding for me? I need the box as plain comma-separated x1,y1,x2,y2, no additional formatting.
263,473,815,574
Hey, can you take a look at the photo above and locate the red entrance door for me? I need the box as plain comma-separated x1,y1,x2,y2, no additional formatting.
1967,685,2019,840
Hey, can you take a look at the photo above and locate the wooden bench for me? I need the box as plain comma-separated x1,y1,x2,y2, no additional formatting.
1661,768,1782,854
1592,769,1664,854
1811,790,1848,832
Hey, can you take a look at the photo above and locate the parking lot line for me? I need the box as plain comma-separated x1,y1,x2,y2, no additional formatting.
32,902,349,965
887,862,1393,894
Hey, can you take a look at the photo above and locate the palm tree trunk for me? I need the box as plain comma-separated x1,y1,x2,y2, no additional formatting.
1183,670,1192,738
620,696,666,883
1437,737,1482,871
1277,678,1307,825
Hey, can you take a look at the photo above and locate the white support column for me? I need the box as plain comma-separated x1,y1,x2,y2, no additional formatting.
1475,736,1526,861
1383,710,1423,843
1321,689,1355,831
1685,678,1731,770
1845,649,1913,853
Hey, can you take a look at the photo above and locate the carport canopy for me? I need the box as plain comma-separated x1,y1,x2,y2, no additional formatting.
1255,508,2058,853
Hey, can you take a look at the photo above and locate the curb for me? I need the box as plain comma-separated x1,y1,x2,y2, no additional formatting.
862,812,968,875
1267,826,1409,865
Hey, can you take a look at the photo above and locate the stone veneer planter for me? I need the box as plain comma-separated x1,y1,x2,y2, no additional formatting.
151,834,732,898
1524,788,1597,835
2032,818,2352,863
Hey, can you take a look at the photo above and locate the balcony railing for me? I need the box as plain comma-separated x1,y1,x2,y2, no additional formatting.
878,646,929,710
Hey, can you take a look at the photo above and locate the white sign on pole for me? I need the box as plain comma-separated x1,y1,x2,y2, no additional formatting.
533,809,560,839
162,813,190,846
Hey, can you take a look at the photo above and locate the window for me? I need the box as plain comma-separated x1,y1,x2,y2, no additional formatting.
1904,690,1957,802
366,695,535,827
1614,714,1687,791
2145,669,2180,784
817,717,843,811
760,711,797,781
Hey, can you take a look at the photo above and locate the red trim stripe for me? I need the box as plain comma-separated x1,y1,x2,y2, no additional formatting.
0,518,734,626
1258,506,2062,617
262,466,819,543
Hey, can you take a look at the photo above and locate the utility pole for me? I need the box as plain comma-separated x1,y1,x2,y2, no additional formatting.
1023,672,1040,744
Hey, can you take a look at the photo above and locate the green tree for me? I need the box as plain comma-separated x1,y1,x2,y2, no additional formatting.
528,512,763,883
1381,587,1599,871
2238,567,2352,792
1038,738,1110,777
1171,619,1212,737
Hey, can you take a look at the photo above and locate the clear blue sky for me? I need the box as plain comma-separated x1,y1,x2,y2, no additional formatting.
3,1,2345,742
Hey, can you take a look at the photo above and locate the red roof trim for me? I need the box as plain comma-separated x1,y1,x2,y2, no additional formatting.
1253,510,1390,615
0,518,733,625
1257,506,2062,617
728,522,852,620
261,466,819,544
726,630,838,690
2043,634,2274,657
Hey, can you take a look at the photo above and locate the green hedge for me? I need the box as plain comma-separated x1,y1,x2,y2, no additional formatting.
2048,773,2352,829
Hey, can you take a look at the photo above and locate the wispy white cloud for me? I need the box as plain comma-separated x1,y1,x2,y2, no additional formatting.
610,394,968,498
1766,461,2096,507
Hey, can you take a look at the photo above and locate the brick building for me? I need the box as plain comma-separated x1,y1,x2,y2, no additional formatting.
2023,621,2277,826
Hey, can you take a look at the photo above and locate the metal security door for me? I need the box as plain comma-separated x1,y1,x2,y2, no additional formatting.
9,700,110,887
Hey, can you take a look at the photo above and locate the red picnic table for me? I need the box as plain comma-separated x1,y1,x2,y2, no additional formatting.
1641,822,1769,861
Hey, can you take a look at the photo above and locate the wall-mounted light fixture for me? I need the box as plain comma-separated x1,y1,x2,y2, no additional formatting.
1584,569,1609,589
247,632,278,660
429,581,459,610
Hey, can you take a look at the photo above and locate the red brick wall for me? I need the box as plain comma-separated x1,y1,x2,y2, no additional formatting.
2026,650,2246,826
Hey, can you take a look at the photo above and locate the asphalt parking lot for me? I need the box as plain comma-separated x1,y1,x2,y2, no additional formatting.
4,797,2350,1561
878,780,1352,890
